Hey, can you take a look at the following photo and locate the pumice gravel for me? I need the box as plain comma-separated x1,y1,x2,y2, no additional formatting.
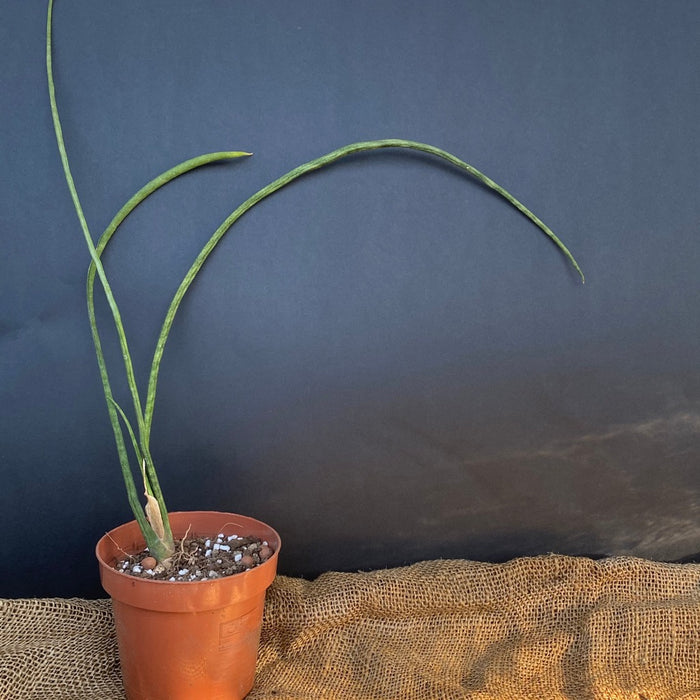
115,533,274,582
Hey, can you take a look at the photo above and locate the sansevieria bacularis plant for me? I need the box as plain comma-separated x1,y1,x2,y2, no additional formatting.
46,0,584,569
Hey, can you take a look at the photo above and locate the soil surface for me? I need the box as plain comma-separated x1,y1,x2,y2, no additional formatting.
114,533,274,582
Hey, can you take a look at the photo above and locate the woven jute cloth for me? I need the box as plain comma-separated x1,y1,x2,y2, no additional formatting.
2,555,700,699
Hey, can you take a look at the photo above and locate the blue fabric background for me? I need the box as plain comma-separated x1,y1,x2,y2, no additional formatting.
1,0,699,596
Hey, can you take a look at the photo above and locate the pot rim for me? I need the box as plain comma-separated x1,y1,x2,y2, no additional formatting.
95,510,281,611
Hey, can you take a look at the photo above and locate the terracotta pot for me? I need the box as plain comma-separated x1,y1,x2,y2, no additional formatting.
96,511,280,700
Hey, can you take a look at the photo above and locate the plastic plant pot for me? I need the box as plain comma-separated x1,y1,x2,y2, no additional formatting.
96,511,280,700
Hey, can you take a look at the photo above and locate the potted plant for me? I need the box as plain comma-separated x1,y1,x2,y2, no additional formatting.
46,1,584,698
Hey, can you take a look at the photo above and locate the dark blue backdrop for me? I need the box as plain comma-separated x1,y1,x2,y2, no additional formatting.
2,0,700,596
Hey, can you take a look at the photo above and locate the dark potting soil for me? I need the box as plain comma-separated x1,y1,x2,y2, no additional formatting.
114,533,274,582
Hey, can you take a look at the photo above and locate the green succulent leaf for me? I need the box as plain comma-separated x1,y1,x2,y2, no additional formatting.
143,139,584,439
48,0,583,567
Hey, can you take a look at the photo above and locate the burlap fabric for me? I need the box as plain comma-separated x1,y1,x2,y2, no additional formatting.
2,555,700,699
